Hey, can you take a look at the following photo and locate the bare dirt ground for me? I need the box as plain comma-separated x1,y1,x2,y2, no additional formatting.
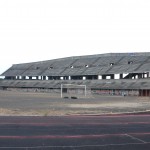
0,90,150,116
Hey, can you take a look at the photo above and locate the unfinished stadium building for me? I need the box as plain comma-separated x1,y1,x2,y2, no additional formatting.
1,52,150,97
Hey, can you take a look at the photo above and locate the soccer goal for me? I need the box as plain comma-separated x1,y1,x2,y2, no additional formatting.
61,84,87,99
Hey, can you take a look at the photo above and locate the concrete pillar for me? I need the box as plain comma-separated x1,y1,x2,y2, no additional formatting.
69,76,71,80
98,75,102,80
83,76,86,80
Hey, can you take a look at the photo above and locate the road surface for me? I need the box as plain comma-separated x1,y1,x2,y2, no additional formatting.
0,114,150,149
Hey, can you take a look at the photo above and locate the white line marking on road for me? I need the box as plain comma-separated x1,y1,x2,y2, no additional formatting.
125,134,146,143
0,142,149,149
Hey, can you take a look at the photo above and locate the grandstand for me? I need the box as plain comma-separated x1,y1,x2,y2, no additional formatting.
1,52,150,97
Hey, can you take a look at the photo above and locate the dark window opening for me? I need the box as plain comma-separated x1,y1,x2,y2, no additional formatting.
110,63,114,66
128,61,133,64
36,67,40,69
48,67,53,69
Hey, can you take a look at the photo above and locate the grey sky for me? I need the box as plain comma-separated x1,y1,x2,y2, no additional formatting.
0,0,150,74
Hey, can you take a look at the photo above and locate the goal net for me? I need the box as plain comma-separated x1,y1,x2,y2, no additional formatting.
61,84,87,99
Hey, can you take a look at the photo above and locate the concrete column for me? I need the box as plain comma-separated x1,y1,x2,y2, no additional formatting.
83,76,86,80
69,76,71,80
98,75,102,80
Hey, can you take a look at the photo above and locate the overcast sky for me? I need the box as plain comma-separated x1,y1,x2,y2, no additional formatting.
0,0,150,74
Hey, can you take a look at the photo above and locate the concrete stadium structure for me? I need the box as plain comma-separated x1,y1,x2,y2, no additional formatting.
1,52,150,96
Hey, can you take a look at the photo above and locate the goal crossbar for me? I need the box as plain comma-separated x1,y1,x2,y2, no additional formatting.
61,84,87,98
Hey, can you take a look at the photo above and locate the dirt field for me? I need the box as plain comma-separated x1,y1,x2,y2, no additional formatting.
0,90,150,116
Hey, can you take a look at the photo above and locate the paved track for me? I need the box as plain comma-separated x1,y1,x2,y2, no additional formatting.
0,114,150,149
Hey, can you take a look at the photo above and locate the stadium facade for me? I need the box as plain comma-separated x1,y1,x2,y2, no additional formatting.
1,52,150,97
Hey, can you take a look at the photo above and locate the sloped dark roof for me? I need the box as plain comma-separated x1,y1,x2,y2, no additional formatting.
1,52,150,76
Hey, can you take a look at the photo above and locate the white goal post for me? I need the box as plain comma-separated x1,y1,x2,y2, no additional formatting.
61,84,87,98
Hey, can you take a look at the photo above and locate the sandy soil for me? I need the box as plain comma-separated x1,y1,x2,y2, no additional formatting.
0,90,150,116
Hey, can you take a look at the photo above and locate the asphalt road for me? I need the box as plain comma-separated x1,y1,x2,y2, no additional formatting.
0,114,150,149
